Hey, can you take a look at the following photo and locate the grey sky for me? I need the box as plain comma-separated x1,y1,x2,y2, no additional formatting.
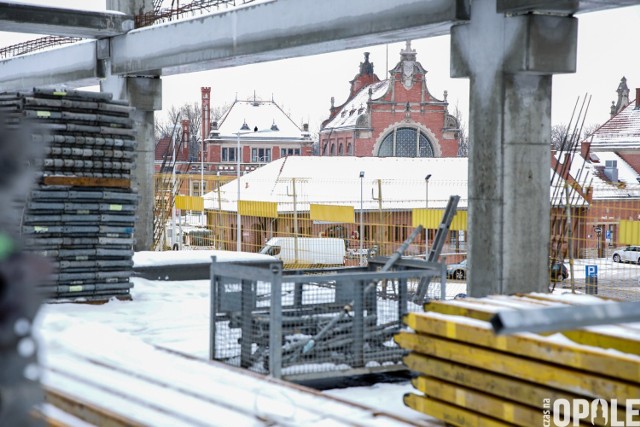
1,2,639,134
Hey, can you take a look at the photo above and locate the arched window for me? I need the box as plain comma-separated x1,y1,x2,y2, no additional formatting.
347,143,353,155
338,143,344,155
330,143,336,156
377,127,434,157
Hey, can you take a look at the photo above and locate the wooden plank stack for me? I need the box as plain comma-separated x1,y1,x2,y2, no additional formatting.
394,293,640,427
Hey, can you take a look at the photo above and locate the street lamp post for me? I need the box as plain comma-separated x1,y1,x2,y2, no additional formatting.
236,131,241,252
425,174,432,255
359,171,365,266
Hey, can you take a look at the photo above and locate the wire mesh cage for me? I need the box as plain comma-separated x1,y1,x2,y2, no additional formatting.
209,258,445,380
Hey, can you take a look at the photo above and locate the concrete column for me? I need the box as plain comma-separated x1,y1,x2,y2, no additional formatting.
451,0,577,296
102,0,160,251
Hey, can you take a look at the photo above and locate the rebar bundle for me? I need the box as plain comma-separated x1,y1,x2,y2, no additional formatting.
0,89,138,301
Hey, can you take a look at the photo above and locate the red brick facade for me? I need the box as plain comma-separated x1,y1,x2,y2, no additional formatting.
320,42,461,158
204,99,313,176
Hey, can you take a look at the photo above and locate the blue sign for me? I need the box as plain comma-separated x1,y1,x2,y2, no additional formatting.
585,265,598,278
606,230,611,240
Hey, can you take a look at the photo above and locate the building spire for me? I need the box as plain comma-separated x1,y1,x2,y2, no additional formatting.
400,40,416,62
359,52,374,75
614,76,630,114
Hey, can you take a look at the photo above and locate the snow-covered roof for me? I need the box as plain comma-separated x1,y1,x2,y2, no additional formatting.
552,150,640,200
203,156,584,212
204,156,468,212
322,81,389,130
209,99,310,142
590,100,640,150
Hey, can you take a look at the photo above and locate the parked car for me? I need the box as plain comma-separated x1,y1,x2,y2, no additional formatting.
549,261,569,281
447,259,467,280
612,246,640,264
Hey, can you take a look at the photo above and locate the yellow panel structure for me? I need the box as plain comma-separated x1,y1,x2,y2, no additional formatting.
423,299,640,356
404,393,511,427
238,200,278,218
310,204,355,224
404,312,640,381
412,208,467,230
412,377,546,427
618,219,640,245
174,195,204,211
394,332,640,401
404,355,593,413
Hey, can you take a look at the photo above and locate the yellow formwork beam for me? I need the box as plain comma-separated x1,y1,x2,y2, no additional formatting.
404,312,640,381
561,329,640,357
422,299,640,356
411,376,551,427
404,354,623,427
404,393,511,427
423,300,496,321
394,332,640,401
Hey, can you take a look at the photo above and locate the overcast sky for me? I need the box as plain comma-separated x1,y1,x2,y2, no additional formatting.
1,1,639,135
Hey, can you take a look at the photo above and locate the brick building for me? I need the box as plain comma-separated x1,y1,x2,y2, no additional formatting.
204,98,313,176
319,41,461,158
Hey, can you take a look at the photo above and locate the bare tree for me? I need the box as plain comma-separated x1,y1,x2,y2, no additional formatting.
450,103,469,157
155,105,182,141
155,102,203,140
551,123,569,150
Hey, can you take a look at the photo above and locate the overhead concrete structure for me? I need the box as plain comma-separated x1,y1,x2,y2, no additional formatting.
0,0,638,285
451,0,578,296
99,0,159,252
0,1,133,38
0,0,469,89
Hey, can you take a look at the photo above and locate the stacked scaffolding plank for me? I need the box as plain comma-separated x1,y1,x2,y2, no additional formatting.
36,325,439,427
395,293,640,427
0,88,137,301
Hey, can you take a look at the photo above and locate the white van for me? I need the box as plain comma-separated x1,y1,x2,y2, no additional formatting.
259,237,346,266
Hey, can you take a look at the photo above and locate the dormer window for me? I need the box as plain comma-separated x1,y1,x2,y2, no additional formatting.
240,120,250,130
271,121,279,131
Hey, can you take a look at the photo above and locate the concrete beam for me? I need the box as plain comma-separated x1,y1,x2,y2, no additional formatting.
0,41,98,91
496,0,640,15
0,0,469,89
109,0,469,76
0,0,636,90
0,2,133,38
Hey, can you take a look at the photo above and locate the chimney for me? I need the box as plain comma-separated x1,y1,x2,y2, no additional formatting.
201,87,211,141
303,123,309,132
580,141,590,160
181,119,190,160
604,159,618,183
562,152,572,179
636,88,640,109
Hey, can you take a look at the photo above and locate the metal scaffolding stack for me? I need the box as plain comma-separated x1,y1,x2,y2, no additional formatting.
0,88,138,301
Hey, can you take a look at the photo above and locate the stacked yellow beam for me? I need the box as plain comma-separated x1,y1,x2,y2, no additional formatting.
394,294,640,427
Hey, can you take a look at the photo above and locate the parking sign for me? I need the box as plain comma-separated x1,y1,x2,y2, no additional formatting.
585,265,598,277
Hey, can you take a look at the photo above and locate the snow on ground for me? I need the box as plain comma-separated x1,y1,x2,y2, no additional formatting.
133,249,276,267
35,271,439,425
35,252,636,425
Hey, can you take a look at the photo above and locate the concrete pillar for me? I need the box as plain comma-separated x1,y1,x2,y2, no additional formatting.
451,0,577,296
102,0,160,251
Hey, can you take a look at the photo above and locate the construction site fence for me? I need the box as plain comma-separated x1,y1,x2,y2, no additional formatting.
209,257,445,381
155,173,640,302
